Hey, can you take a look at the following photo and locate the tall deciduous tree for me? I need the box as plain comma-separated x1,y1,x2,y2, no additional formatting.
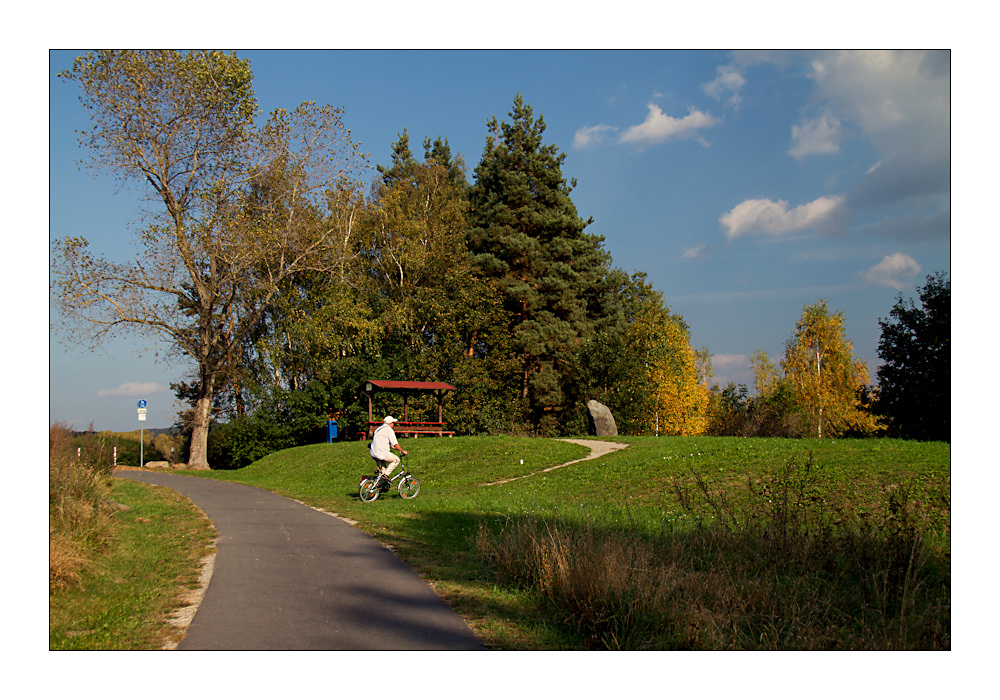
366,134,515,432
750,350,781,397
52,50,367,468
640,296,710,436
875,272,950,441
469,95,612,433
781,299,880,438
580,272,707,435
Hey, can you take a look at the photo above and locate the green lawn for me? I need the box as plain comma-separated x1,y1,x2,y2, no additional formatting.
185,435,950,649
49,478,216,650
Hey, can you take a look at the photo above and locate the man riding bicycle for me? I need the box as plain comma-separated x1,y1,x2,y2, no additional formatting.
370,416,407,488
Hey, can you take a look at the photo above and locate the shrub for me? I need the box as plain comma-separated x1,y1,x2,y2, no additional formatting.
207,382,334,469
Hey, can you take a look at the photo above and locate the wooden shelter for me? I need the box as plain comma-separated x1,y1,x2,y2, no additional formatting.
359,379,458,439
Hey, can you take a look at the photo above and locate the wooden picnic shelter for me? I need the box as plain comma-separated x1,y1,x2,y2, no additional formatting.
359,379,458,439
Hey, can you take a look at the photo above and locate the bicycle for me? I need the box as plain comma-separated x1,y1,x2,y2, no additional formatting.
359,459,421,502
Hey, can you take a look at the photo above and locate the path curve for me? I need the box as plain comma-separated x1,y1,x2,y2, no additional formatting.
481,438,629,487
115,470,484,651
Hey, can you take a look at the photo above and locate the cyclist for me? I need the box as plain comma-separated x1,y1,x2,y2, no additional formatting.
370,415,407,489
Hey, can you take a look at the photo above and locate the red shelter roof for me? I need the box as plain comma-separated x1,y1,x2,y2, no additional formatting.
361,380,457,392
359,379,458,430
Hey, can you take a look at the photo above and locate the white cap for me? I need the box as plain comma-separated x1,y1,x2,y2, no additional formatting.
383,416,397,424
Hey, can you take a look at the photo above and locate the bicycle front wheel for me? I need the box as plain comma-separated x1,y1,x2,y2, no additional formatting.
359,477,380,502
398,476,420,499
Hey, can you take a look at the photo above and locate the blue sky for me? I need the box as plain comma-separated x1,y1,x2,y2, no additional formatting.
49,49,951,432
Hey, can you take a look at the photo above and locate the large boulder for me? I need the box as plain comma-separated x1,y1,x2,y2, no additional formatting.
586,400,618,437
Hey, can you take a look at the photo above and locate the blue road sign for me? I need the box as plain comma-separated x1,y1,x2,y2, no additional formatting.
138,399,147,408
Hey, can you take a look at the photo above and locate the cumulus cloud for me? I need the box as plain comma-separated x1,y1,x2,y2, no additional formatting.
573,123,618,148
97,382,169,398
710,354,751,388
682,243,710,259
619,104,720,147
806,50,950,210
857,253,921,290
713,50,948,243
703,65,746,108
789,110,842,159
713,354,747,371
719,195,846,240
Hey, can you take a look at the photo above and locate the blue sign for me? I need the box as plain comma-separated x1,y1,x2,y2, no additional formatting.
138,399,147,408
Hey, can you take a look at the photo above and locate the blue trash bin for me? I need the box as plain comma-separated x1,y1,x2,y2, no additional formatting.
327,420,338,442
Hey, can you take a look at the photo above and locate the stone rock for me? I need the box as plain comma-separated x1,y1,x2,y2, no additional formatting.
586,400,618,437
144,461,170,470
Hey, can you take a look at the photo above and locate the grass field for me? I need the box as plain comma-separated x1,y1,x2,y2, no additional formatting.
49,478,216,650
184,435,950,650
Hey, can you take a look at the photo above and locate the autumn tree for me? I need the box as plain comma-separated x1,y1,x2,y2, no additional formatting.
875,272,950,441
781,299,880,438
642,300,711,436
51,50,368,469
581,272,707,435
468,95,613,433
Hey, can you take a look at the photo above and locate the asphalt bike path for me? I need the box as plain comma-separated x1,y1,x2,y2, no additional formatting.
116,470,484,650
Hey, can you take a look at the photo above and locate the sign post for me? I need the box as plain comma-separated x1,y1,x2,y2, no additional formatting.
138,399,147,467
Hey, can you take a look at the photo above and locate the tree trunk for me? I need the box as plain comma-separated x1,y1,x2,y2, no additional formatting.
187,372,216,470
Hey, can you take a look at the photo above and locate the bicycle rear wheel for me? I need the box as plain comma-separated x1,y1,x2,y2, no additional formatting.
359,477,380,502
398,475,420,499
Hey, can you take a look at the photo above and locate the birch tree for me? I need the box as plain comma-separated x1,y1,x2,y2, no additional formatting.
781,299,880,438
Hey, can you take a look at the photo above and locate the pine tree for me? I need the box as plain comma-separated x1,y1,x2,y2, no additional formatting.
377,128,418,186
423,135,469,190
468,95,611,433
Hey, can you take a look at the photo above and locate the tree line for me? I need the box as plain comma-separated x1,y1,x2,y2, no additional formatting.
52,51,949,469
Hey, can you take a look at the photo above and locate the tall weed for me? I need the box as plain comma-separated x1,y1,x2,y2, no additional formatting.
476,452,949,650
49,423,119,590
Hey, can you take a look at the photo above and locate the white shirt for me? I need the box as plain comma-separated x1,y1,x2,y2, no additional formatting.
370,423,398,460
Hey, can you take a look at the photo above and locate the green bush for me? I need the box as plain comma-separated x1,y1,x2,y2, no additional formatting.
207,382,334,469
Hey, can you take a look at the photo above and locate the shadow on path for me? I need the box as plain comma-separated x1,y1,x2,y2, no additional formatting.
116,470,484,651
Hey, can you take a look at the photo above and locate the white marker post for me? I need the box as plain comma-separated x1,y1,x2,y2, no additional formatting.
138,399,147,467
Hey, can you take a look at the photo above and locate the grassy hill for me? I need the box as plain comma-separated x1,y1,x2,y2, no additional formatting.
185,435,950,649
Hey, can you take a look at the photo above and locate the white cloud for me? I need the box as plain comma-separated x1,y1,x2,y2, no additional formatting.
713,50,948,242
713,354,747,371
789,110,842,160
703,65,746,108
97,382,169,398
619,104,720,147
857,253,921,290
573,123,618,148
720,195,845,240
682,243,709,259
806,50,950,210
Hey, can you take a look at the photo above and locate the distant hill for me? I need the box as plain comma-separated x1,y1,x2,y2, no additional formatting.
77,427,180,437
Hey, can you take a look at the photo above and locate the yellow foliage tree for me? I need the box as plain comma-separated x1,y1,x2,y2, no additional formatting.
632,296,710,436
781,299,881,438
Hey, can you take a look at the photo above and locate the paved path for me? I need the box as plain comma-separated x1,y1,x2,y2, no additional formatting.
481,438,630,487
116,470,484,651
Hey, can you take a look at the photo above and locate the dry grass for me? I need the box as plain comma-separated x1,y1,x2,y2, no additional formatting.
475,453,950,650
49,422,119,591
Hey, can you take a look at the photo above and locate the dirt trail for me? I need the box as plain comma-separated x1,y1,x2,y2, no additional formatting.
481,438,629,487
